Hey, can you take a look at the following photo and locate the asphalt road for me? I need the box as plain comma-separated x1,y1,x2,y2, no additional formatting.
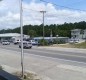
0,43,86,64
1,43,86,80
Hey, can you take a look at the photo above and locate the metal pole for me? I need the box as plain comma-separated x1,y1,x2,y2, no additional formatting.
40,11,46,46
50,29,52,42
20,0,24,78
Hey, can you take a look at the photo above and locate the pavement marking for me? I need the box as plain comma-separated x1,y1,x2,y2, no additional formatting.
1,48,86,65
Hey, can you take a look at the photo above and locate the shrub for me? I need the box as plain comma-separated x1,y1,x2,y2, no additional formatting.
39,39,48,46
53,39,66,44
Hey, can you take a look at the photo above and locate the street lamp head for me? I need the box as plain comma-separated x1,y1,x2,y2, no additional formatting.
40,11,46,13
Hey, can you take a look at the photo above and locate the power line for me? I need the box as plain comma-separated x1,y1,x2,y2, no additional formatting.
40,0,86,12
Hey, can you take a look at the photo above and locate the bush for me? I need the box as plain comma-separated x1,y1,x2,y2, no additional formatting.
39,39,48,46
53,39,66,44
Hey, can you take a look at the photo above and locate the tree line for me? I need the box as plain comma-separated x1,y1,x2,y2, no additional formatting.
0,21,86,38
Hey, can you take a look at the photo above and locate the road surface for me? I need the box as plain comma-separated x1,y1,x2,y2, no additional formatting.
0,44,86,80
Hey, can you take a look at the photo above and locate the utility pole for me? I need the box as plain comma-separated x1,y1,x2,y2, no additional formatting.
50,29,53,42
20,0,24,78
40,11,46,46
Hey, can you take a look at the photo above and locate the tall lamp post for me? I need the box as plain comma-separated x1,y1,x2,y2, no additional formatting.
40,11,46,46
20,0,24,78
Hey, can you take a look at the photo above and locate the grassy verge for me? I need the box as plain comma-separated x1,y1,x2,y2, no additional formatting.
52,42,86,49
72,42,86,48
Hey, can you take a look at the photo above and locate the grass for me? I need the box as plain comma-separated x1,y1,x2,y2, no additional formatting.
52,42,86,49
71,42,86,48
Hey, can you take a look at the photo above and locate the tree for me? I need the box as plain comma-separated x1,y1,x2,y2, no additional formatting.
28,30,36,39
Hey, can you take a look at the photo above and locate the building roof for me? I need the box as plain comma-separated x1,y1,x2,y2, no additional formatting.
0,33,21,37
34,37,69,40
0,33,30,39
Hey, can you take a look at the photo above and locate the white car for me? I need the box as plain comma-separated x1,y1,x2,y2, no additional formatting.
19,41,32,49
69,40,74,43
14,40,21,44
2,40,10,45
74,40,79,43
30,40,38,45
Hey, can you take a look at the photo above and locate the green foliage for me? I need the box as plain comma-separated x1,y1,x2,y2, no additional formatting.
53,39,66,44
39,39,48,46
0,21,86,37
28,30,36,38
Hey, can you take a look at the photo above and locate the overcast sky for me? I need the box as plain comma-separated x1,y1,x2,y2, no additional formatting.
0,0,86,30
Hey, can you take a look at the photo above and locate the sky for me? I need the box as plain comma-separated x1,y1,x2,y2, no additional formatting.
0,0,86,30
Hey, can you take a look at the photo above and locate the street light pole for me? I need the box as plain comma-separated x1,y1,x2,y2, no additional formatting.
20,0,24,78
40,11,46,46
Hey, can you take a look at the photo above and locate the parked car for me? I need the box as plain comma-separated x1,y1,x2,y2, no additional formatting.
2,40,10,45
69,40,74,43
19,41,32,49
74,39,79,43
14,40,21,44
29,40,38,45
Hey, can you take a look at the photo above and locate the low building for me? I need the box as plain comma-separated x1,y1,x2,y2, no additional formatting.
83,29,86,39
33,37,69,43
71,29,82,40
71,29,86,40
0,33,30,42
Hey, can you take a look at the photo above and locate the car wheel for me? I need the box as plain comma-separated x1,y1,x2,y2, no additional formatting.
29,46,32,49
19,46,21,48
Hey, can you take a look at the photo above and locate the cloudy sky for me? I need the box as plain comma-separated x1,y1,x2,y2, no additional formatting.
0,0,86,30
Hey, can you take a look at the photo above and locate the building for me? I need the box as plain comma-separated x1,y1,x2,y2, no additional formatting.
71,29,86,41
83,29,86,39
33,37,69,43
0,33,30,42
71,29,82,40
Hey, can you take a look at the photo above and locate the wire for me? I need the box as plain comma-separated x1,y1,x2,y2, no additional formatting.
40,0,86,12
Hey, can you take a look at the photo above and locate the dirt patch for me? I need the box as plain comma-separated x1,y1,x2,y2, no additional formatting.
13,71,41,80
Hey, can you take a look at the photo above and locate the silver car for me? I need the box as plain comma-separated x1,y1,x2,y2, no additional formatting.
2,40,10,45
19,41,32,49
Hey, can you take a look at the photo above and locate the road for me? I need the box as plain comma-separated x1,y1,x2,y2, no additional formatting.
0,44,86,64
0,44,86,80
